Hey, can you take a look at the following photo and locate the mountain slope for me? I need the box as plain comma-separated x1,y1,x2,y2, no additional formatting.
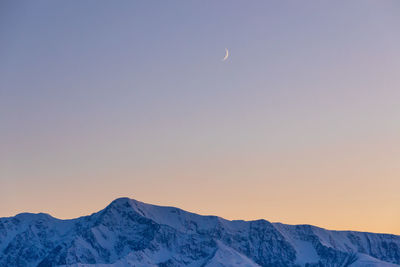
0,198,399,266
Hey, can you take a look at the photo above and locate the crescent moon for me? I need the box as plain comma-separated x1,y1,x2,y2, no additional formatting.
222,48,229,61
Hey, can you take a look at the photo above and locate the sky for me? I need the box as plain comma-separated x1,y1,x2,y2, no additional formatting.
1,1,400,235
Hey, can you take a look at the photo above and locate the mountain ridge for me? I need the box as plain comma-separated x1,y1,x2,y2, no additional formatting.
1,197,399,266
6,197,397,236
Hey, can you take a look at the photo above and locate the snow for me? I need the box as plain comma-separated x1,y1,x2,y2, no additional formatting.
205,241,261,267
350,253,399,267
1,197,400,266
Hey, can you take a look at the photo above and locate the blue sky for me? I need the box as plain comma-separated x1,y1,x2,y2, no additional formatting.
1,1,400,234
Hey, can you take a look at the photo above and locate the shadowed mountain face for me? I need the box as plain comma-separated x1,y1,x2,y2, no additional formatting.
0,198,399,267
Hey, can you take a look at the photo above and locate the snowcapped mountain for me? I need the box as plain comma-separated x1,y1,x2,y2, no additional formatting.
0,198,399,266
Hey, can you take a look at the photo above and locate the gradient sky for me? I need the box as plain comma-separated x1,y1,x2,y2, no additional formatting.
1,1,400,235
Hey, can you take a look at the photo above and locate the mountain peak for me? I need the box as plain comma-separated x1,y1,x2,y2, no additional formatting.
1,198,399,266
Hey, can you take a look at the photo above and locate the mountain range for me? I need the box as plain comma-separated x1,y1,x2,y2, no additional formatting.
1,197,399,266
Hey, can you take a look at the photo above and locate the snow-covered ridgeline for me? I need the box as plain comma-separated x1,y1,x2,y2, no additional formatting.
0,198,399,266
